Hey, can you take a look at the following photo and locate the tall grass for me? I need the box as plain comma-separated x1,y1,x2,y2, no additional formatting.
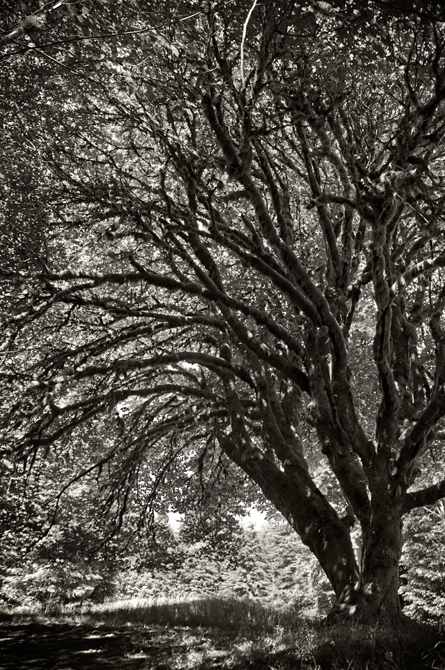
2,594,444,669
82,594,303,628
80,594,316,654
61,594,445,669
83,595,324,669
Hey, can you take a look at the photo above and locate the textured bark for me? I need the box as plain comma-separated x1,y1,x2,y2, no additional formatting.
355,502,404,625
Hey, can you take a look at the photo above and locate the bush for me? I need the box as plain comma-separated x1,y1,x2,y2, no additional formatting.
400,503,445,629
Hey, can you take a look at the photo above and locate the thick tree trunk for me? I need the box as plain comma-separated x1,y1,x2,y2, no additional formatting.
328,490,406,628
219,433,360,601
220,434,409,629
356,510,403,625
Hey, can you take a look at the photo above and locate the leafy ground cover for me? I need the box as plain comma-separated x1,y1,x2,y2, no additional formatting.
1,597,444,670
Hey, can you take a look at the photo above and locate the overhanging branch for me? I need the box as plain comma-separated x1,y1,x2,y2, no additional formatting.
403,478,445,512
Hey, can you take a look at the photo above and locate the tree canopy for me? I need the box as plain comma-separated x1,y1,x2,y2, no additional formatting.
1,0,445,628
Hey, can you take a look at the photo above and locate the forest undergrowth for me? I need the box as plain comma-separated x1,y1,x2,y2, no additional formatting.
2,595,445,670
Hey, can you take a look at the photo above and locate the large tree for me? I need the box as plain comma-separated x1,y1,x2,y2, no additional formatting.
2,0,445,629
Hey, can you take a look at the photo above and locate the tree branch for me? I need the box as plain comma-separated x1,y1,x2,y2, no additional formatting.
403,478,445,512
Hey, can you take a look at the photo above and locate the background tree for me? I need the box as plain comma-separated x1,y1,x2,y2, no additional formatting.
2,0,445,631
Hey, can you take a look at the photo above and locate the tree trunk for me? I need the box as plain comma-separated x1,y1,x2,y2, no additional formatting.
329,491,406,628
219,433,361,602
221,433,410,629
357,500,404,624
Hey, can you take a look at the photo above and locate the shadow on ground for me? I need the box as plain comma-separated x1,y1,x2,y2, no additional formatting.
0,618,300,670
2,616,443,669
0,618,244,670
0,615,312,670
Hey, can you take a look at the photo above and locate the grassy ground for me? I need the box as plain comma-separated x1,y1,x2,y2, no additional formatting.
1,596,444,669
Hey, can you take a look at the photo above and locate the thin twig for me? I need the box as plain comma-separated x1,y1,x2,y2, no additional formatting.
240,0,258,90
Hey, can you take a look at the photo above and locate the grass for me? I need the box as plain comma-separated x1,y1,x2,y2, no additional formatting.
72,595,320,667
313,619,445,670
1,595,444,669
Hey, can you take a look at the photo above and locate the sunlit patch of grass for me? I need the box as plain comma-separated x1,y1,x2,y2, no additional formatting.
81,594,312,636
0,603,45,622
